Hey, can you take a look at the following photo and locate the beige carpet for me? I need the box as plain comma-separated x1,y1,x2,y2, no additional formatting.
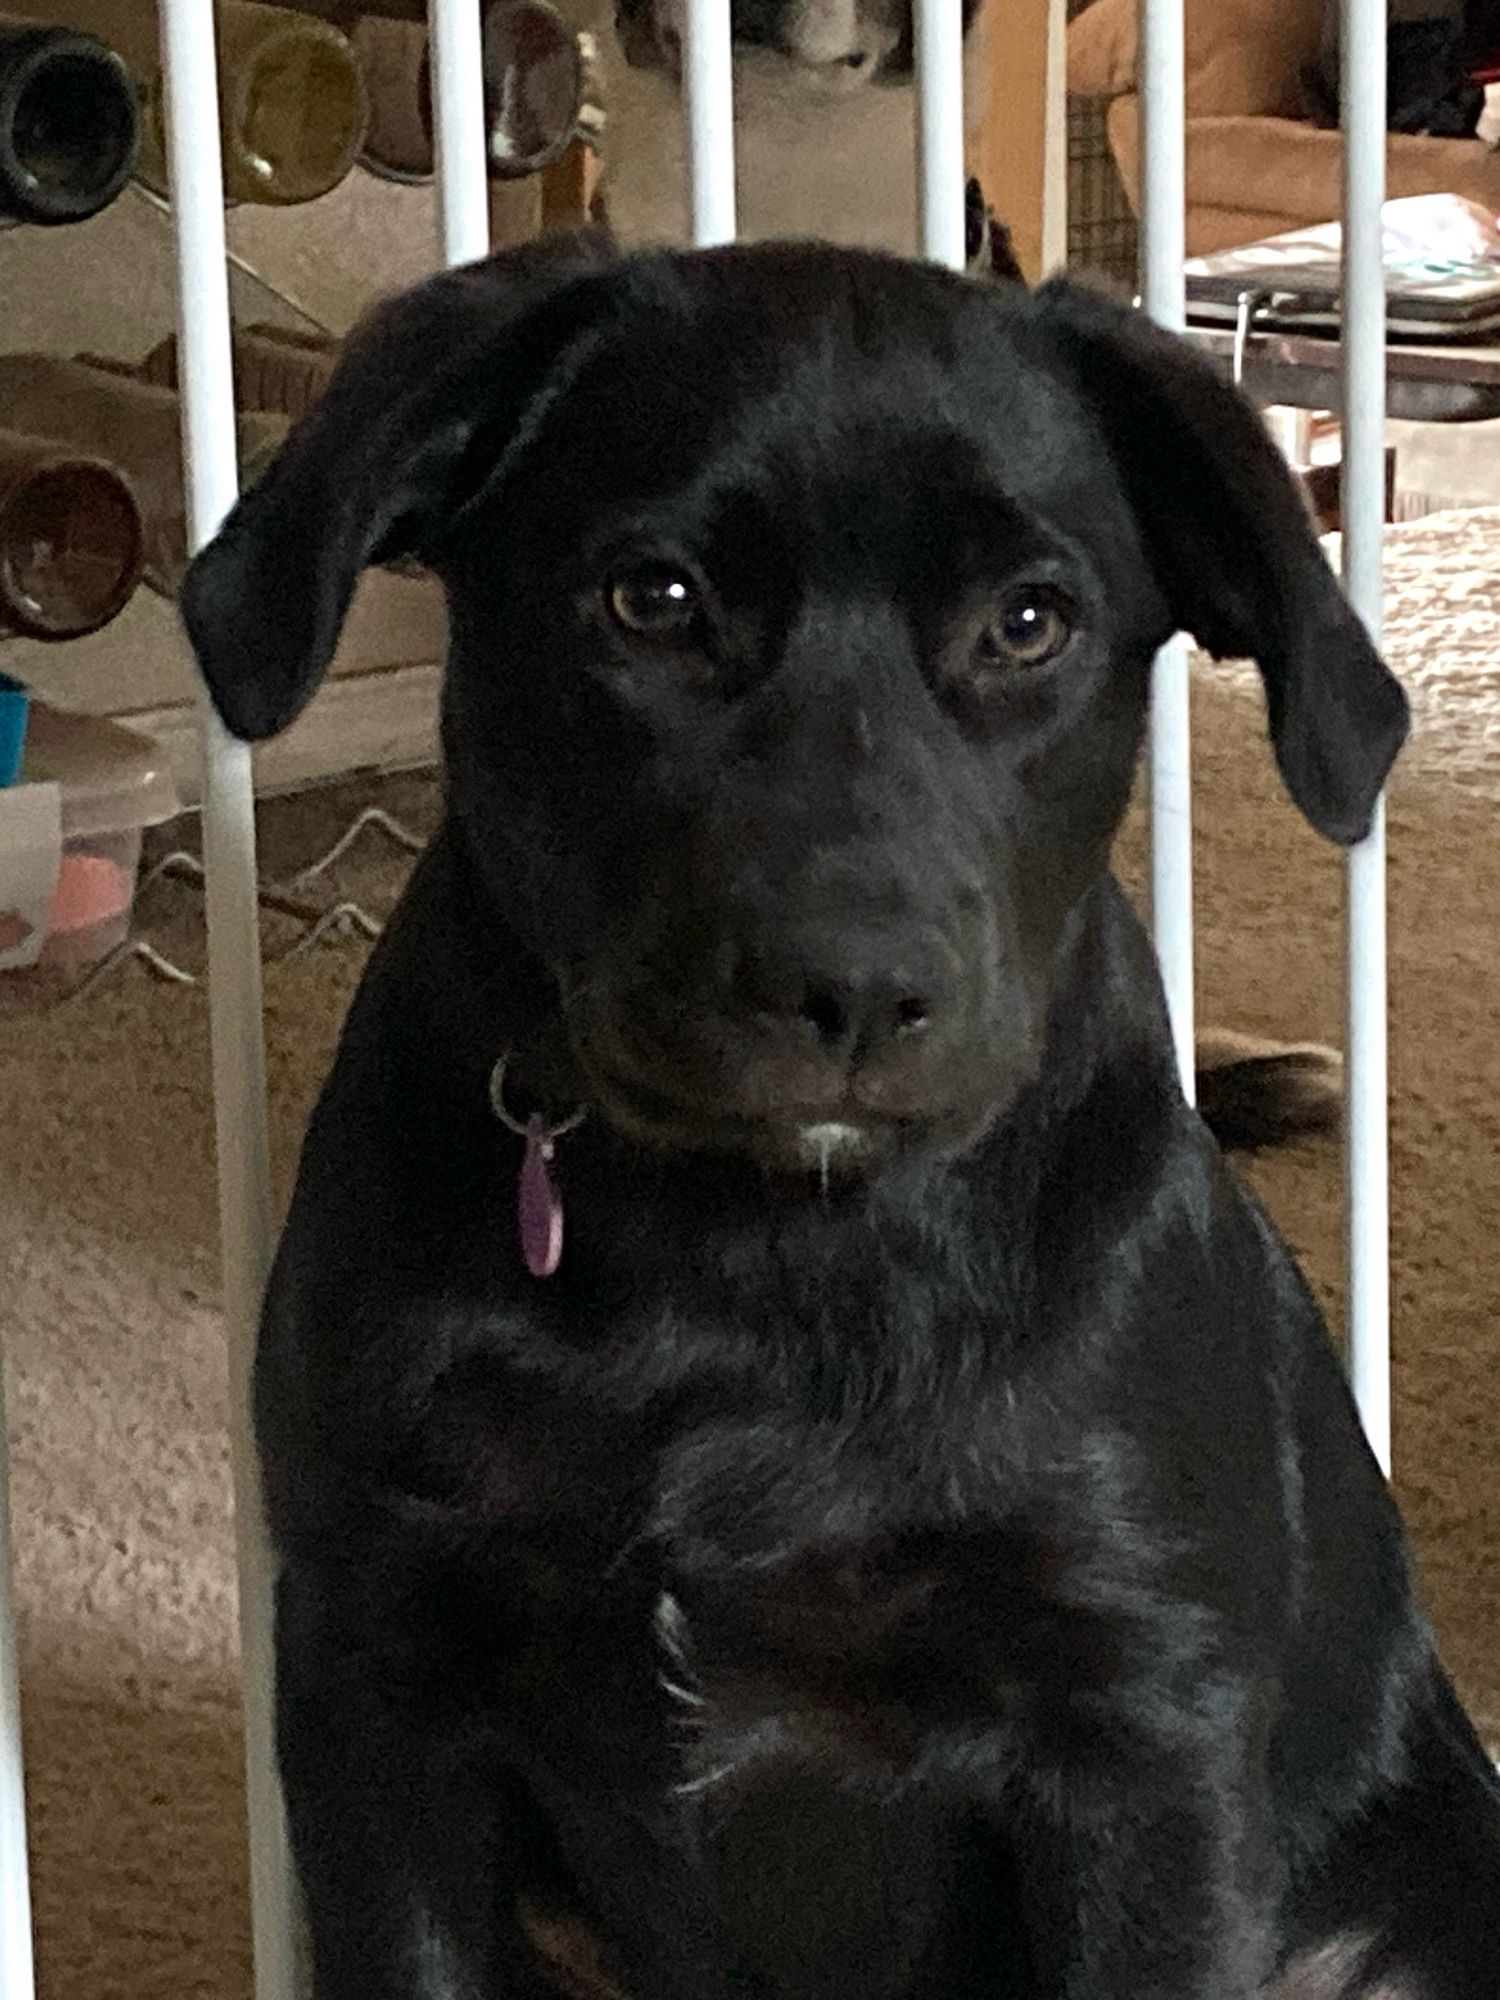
4,509,1500,1999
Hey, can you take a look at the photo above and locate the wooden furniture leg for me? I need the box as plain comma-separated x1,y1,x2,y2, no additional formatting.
541,139,604,232
964,0,1068,283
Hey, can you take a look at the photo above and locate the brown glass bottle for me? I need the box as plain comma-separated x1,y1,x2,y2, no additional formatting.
254,3,433,21
0,15,139,224
4,0,369,206
0,426,143,638
0,354,288,595
347,11,427,182
350,0,587,185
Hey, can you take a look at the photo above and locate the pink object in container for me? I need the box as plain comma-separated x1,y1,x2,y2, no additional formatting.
48,849,132,935
1,702,178,1002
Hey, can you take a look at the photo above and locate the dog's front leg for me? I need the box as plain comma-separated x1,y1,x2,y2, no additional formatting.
273,1565,573,2000
1009,1697,1280,2000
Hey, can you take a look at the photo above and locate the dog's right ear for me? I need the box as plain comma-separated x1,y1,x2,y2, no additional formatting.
180,228,617,742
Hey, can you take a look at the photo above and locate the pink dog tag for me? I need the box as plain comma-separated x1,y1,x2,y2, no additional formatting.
490,1055,583,1280
518,1117,564,1279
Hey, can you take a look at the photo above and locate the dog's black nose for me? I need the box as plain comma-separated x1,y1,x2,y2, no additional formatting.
734,945,946,1064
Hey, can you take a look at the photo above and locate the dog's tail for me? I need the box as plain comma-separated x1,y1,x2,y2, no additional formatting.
1193,1028,1342,1152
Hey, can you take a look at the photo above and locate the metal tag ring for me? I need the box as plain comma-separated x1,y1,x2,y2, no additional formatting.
489,1052,588,1140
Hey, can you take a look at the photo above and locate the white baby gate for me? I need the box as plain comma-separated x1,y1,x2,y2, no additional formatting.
0,0,1396,1993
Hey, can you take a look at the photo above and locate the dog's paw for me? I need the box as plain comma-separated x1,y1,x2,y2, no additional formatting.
1193,1029,1342,1152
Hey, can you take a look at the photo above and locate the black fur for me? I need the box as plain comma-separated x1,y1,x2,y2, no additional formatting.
183,236,1499,2000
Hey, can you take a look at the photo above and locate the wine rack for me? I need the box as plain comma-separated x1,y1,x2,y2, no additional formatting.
0,0,601,727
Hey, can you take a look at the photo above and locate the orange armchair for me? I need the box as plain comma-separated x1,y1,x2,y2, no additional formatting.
1068,0,1500,256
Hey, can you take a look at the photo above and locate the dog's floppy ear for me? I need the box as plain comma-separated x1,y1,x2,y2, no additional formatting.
180,228,617,742
1031,278,1408,845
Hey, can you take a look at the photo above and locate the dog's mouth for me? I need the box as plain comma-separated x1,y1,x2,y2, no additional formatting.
565,1019,988,1185
587,1063,920,1183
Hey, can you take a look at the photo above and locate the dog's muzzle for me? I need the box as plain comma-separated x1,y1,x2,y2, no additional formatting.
562,914,1025,1179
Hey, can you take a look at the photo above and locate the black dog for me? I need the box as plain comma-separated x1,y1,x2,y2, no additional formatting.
614,0,982,83
183,235,1500,2000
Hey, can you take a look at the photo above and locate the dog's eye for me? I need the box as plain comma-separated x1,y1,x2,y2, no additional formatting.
974,589,1075,670
606,564,702,642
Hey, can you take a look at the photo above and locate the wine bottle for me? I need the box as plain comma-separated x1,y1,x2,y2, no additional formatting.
351,0,588,186
138,322,339,424
3,0,369,207
482,0,589,179
0,426,143,639
347,13,427,182
254,3,436,21
0,15,139,225
0,354,287,594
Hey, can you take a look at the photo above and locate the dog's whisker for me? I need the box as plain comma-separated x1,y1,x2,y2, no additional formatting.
653,1589,692,1666
672,1764,736,1800
658,1674,707,1713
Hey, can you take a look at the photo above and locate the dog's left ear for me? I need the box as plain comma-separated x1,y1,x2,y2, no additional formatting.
180,228,617,742
1031,278,1408,845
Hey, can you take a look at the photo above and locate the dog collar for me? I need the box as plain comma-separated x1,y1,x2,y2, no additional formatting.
489,1054,587,1279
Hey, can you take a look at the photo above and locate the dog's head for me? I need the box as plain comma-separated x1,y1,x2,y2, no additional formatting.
183,235,1406,1180
612,0,982,86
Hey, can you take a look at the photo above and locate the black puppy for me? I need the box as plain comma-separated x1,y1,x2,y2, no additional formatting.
183,235,1500,2000
614,0,982,82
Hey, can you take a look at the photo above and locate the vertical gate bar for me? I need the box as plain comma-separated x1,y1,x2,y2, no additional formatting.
0,1356,35,2000
683,0,737,245
430,0,491,266
1340,0,1391,1471
914,0,966,269
157,4,298,1997
1137,0,1194,1098
1041,0,1069,278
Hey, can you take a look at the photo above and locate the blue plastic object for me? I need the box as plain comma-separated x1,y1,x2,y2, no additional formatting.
0,675,29,787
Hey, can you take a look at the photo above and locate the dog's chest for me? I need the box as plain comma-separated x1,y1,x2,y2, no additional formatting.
441,1234,1130,1995
497,1332,1044,2000
488,1267,1120,1797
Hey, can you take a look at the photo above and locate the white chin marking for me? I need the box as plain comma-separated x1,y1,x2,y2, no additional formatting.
798,1121,867,1164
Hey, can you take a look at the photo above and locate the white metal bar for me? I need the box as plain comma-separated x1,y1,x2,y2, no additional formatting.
1137,0,1194,1097
913,0,965,270
1040,0,1069,278
683,0,736,245
430,0,491,265
0,1357,35,2000
1138,0,1185,328
157,5,299,1998
1340,0,1391,1472
1148,636,1195,1091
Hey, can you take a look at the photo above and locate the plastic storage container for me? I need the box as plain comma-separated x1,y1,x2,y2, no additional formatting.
0,700,178,999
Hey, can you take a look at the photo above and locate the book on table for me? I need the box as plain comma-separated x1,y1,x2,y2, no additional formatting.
1184,194,1500,342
